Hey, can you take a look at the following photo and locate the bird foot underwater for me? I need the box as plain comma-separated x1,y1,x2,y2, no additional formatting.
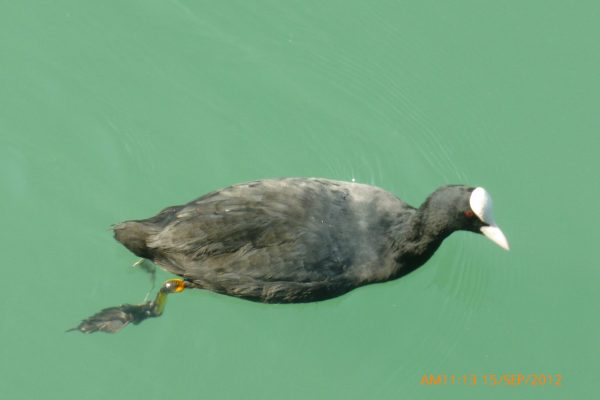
69,279,187,334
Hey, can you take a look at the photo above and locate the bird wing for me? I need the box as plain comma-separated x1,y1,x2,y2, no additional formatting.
146,179,356,283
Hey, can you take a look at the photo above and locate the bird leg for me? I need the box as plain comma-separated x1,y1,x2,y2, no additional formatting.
132,258,157,300
69,279,187,334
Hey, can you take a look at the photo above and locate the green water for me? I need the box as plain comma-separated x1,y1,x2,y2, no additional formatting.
2,1,598,399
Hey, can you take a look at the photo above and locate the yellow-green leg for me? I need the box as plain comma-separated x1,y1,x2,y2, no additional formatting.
69,279,188,334
150,279,186,316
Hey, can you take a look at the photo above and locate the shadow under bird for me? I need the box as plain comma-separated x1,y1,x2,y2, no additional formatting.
71,178,509,333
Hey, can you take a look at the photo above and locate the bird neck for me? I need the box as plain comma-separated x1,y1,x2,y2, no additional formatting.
390,206,453,276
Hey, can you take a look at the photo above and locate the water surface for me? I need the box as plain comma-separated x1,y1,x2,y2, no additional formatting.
1,1,598,399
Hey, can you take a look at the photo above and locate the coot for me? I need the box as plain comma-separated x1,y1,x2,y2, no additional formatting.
72,178,508,333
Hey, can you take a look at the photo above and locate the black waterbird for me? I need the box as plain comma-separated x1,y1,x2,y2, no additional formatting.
71,178,509,333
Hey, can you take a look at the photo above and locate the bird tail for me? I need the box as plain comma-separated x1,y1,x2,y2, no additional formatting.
113,221,158,259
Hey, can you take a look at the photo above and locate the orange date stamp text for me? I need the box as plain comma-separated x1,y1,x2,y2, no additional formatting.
420,373,562,387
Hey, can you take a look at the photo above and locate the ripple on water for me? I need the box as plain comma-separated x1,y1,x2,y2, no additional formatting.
288,10,485,384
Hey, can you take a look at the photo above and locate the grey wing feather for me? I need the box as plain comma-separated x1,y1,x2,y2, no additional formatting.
146,179,354,283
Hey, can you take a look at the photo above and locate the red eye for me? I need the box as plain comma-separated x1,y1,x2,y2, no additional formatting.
464,210,475,218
